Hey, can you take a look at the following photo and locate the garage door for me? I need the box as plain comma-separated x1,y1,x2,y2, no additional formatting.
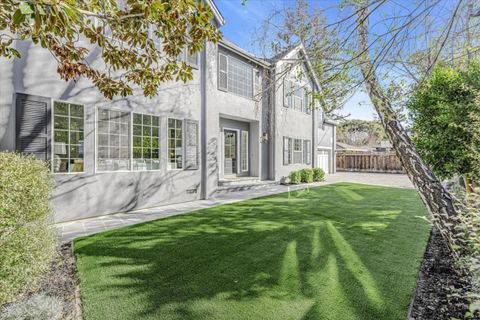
317,150,329,173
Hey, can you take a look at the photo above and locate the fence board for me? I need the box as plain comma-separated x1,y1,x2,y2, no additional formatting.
336,152,405,173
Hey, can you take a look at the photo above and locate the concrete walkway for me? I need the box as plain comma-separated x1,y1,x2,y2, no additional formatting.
56,172,413,243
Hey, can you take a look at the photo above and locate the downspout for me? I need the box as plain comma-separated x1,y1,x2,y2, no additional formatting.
200,41,207,199
270,67,276,180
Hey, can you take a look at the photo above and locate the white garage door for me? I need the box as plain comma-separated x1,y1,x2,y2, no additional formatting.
317,151,329,173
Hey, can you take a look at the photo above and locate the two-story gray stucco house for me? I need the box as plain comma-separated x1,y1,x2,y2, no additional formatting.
0,0,336,223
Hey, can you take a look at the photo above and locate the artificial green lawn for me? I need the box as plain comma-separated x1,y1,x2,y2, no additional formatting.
75,183,431,320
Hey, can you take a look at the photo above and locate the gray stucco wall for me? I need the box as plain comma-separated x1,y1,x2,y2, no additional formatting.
0,37,332,222
0,40,203,222
203,42,267,194
272,49,317,181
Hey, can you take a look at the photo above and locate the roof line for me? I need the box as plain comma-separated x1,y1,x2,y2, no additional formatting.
205,0,225,26
219,38,271,67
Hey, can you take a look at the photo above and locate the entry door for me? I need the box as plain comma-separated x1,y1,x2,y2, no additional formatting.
317,151,329,173
224,130,238,175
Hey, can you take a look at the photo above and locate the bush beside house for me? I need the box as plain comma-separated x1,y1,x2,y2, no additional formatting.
313,168,325,182
0,152,57,306
288,168,325,184
300,168,314,183
289,171,302,184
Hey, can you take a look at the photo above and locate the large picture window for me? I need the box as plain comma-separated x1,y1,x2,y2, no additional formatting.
53,101,84,173
133,113,160,171
168,118,183,170
218,53,254,99
97,108,130,171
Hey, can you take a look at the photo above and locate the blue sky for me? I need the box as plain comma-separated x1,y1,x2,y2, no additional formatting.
215,0,377,120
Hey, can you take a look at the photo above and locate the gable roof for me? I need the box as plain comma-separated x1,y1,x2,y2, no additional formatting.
270,44,321,92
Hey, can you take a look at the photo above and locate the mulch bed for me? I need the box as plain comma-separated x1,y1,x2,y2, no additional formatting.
409,228,475,320
37,242,83,320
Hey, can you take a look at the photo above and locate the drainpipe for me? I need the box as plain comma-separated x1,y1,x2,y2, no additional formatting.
200,41,207,200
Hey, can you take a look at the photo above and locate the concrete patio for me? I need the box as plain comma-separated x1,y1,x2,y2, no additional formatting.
56,172,413,243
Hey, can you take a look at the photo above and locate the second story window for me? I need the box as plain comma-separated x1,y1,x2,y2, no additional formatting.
283,78,312,114
218,52,254,99
177,47,199,69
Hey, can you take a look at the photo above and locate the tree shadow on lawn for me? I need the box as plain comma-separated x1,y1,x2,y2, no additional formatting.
75,183,431,320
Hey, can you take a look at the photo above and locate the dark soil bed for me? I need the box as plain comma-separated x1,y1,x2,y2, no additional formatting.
409,228,475,319
38,242,82,320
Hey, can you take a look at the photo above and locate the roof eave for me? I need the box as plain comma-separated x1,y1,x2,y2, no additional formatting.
205,0,225,26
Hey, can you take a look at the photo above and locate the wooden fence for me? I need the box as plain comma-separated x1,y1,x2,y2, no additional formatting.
336,152,405,173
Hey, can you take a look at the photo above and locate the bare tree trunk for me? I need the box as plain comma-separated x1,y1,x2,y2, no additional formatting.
357,3,462,252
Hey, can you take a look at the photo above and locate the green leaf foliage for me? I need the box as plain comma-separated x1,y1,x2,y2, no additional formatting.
0,0,222,99
408,63,480,182
0,152,57,306
312,168,325,182
300,168,314,183
289,170,301,185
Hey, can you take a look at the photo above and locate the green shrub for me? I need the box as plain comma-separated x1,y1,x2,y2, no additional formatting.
0,152,57,306
289,171,301,184
300,168,314,183
313,168,326,182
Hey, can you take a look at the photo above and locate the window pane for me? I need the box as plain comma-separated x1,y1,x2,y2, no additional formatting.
143,114,151,125
54,130,68,144
133,124,142,136
133,113,142,125
54,102,68,116
70,104,84,117
70,131,83,144
53,102,85,173
97,108,130,171
132,113,161,171
54,116,68,130
70,117,84,130
133,136,142,147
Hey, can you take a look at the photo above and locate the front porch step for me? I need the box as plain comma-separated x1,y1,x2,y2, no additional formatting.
218,176,261,186
216,179,279,194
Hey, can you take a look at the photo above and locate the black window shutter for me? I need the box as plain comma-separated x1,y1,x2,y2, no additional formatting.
184,119,199,170
15,93,51,162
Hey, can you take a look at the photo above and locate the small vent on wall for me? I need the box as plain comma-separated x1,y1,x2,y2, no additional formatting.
186,189,197,194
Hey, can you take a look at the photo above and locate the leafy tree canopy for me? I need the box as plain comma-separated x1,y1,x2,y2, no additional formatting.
337,119,386,146
408,62,480,182
0,0,221,99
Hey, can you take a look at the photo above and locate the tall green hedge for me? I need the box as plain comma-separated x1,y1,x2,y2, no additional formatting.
0,152,57,305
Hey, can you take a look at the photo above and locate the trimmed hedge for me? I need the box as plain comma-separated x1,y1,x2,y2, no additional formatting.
289,171,301,184
300,168,314,183
313,168,326,182
0,152,57,306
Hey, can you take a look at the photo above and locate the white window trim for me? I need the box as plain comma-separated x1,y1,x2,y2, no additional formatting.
167,117,185,171
241,130,249,172
51,99,86,174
